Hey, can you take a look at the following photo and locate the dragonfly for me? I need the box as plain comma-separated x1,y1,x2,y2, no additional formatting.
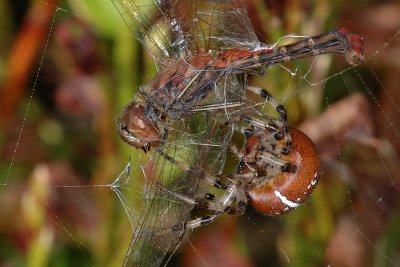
111,0,363,266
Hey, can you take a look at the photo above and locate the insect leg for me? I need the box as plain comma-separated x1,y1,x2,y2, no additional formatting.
245,85,287,124
157,180,239,231
174,185,245,231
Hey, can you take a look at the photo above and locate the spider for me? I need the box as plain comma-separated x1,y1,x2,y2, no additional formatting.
156,89,320,230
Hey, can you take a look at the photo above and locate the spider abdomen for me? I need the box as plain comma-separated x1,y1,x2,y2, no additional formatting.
246,128,320,216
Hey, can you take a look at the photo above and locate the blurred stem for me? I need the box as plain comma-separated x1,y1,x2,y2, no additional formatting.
114,30,139,110
0,0,12,76
312,183,334,241
25,165,54,267
26,226,54,267
0,0,57,128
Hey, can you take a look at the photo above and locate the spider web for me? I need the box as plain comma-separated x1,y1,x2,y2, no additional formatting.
1,1,400,267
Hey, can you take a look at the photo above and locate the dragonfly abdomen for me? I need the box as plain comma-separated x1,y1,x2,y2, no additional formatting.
219,28,364,71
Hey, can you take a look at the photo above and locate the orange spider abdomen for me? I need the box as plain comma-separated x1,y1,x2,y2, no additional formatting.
247,128,320,216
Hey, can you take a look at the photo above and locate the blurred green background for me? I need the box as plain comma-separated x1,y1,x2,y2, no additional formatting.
1,0,400,266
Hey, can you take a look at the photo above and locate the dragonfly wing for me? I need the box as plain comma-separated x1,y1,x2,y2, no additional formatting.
172,0,261,52
112,0,261,64
112,0,187,64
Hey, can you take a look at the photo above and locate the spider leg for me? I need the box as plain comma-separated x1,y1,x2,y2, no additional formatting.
225,186,248,215
174,187,246,231
182,182,248,230
242,85,293,155
220,85,291,147
155,180,235,213
157,175,245,230
173,213,222,231
245,85,287,126
220,111,291,154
